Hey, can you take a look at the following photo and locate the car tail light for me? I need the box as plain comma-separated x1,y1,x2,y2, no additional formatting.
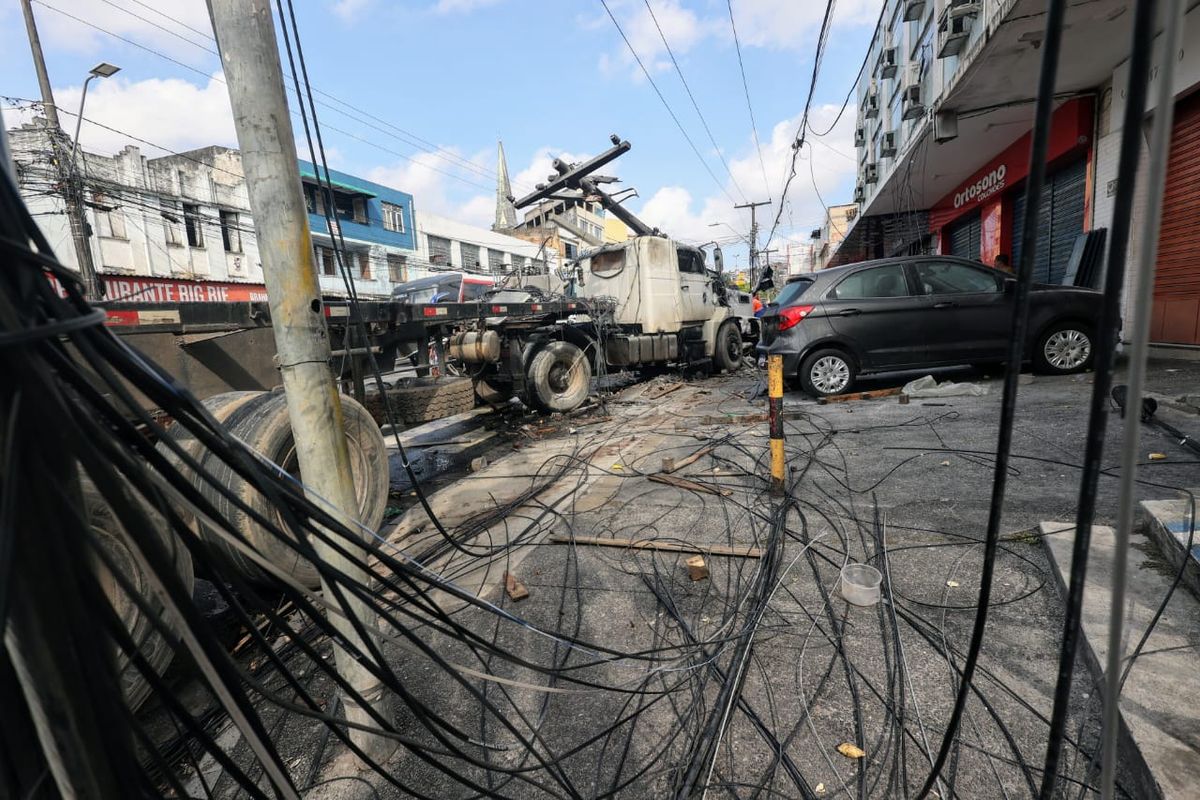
777,305,814,331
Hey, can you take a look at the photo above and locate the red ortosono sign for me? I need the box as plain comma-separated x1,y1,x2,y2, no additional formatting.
928,98,1094,232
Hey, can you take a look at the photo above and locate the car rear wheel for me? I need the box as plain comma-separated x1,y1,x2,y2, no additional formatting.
1035,322,1094,374
799,349,856,397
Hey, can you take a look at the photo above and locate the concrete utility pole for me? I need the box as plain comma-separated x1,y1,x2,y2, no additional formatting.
19,0,104,301
208,0,394,760
734,200,771,290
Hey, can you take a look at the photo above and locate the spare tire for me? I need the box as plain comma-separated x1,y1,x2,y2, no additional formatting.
161,391,388,588
527,341,592,413
86,477,194,712
367,376,476,425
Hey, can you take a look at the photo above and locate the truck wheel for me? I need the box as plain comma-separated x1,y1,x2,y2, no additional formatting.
163,391,388,588
383,376,476,424
85,477,194,711
527,341,592,413
474,377,513,406
714,320,743,373
799,348,856,398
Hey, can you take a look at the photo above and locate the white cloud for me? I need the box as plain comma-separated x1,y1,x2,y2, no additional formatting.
32,0,215,65
598,0,883,79
331,0,373,21
15,74,237,156
634,103,859,255
366,145,499,225
433,0,504,13
728,0,881,50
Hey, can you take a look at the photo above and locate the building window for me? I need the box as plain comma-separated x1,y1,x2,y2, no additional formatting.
381,202,405,233
314,246,335,276
92,192,127,240
428,235,451,266
460,243,480,270
183,203,204,248
219,210,241,253
332,192,367,224
487,248,506,272
564,242,578,259
161,201,182,246
358,250,371,279
387,253,407,282
304,184,326,216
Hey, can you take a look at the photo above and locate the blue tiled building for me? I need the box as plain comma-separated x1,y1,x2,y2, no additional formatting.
298,159,417,298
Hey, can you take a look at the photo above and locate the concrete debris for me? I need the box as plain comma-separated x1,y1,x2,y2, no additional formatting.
836,743,866,759
470,456,488,472
504,572,529,602
902,375,989,398
685,555,708,582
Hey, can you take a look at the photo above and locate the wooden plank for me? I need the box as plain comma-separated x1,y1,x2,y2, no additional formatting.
548,534,763,559
663,446,713,474
817,387,903,404
647,473,731,496
692,410,806,426
645,382,684,400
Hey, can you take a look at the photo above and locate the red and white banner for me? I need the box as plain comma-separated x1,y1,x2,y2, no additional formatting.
46,274,270,304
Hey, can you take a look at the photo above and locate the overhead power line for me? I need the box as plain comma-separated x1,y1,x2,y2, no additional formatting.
598,0,740,208
725,0,771,197
643,0,747,203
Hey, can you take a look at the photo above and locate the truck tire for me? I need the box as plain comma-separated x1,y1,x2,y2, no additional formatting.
527,341,592,413
86,477,194,712
714,320,743,373
474,377,513,406
386,376,476,424
163,391,388,588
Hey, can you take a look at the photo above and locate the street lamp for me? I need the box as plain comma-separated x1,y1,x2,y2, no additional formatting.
70,62,120,165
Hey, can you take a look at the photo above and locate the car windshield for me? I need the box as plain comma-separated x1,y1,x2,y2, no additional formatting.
773,278,814,307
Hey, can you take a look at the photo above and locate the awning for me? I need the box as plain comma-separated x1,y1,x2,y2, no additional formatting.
299,168,377,197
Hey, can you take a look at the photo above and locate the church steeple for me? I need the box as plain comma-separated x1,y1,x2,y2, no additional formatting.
494,140,519,230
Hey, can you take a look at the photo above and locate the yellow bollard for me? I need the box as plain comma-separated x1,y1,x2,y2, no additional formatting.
767,353,785,494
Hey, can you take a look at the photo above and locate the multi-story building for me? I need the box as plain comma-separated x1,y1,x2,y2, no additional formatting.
298,159,417,297
414,210,554,276
814,204,858,270
833,0,1200,349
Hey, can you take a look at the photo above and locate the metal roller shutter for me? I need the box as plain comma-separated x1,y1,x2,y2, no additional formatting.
1153,91,1200,345
946,210,982,260
1010,157,1086,284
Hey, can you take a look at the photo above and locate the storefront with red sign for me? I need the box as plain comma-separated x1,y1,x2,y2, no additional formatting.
46,274,271,304
928,98,1095,281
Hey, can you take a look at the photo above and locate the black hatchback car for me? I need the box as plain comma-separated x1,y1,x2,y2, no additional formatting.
757,256,1102,397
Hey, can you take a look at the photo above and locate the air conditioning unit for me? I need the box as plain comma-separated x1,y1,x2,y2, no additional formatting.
862,82,880,119
949,0,982,18
880,130,897,158
876,34,897,79
854,124,867,148
864,162,880,184
903,0,926,21
935,110,959,143
937,3,975,58
854,184,866,203
901,65,925,120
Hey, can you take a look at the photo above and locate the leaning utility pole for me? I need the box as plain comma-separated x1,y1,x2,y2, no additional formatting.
734,199,771,290
19,0,104,301
208,0,394,760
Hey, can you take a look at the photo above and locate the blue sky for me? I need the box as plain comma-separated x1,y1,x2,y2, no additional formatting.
1,0,882,269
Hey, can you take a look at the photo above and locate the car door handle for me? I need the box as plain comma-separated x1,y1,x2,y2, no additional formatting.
933,301,957,309
838,308,861,317
681,285,690,291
